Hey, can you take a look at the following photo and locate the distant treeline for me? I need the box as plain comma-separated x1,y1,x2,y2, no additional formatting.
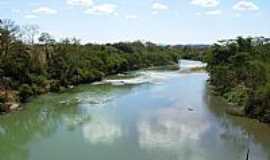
171,44,209,61
0,19,187,111
206,37,270,123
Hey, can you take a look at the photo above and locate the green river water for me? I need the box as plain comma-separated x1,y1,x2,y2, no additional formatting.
0,60,269,160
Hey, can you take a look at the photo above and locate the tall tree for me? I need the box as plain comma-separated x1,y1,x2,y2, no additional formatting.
21,25,39,45
38,32,55,45
0,19,20,57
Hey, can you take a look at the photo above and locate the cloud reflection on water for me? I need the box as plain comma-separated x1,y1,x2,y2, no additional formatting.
136,104,269,160
138,107,210,149
82,118,122,145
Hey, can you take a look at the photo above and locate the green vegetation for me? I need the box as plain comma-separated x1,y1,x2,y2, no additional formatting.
172,44,209,61
0,19,182,111
206,37,270,123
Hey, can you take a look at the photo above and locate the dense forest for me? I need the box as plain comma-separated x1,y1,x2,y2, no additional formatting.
0,19,183,112
206,37,270,123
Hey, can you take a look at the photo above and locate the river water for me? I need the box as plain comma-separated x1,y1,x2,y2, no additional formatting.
0,60,269,160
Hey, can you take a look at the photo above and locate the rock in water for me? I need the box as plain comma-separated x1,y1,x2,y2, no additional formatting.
68,85,74,89
7,103,20,111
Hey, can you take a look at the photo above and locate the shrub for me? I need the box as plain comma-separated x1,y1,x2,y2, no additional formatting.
223,85,249,106
50,80,61,92
18,84,34,101
0,95,5,103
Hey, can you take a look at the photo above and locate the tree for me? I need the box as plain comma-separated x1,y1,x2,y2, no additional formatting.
236,36,252,52
38,32,55,45
38,32,56,62
206,37,270,122
71,37,81,45
21,25,39,45
0,19,20,56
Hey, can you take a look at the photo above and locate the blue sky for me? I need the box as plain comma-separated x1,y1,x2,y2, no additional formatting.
0,0,269,44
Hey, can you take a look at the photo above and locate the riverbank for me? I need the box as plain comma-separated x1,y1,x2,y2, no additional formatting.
205,37,270,123
1,20,183,113
0,64,180,113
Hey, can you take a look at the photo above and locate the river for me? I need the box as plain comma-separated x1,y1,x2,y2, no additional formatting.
0,60,269,160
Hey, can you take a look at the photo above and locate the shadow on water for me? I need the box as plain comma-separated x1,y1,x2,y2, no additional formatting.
205,85,270,160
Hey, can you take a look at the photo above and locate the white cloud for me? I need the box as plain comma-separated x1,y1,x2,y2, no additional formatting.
191,0,219,8
82,119,122,145
85,4,118,15
138,107,210,150
195,9,222,16
24,14,38,19
66,0,93,8
125,15,138,20
233,1,259,12
152,2,169,10
32,6,57,15
205,9,222,15
152,2,168,15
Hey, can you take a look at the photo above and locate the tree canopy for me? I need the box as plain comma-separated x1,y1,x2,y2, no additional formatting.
206,37,270,122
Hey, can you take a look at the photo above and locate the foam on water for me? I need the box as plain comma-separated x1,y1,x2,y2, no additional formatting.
96,71,179,86
93,60,207,86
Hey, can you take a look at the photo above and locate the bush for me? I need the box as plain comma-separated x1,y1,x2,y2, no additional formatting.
0,103,5,112
30,75,48,86
223,85,249,106
0,95,5,112
0,95,5,103
247,83,270,121
18,84,34,101
50,80,61,92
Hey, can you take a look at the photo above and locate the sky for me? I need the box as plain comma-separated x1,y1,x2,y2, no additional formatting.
0,0,269,44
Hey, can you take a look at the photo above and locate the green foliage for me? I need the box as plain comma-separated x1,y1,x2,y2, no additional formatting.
0,103,5,112
38,32,55,44
206,37,270,122
223,85,249,106
18,84,33,101
179,45,209,61
0,95,5,103
246,83,270,122
50,80,61,92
